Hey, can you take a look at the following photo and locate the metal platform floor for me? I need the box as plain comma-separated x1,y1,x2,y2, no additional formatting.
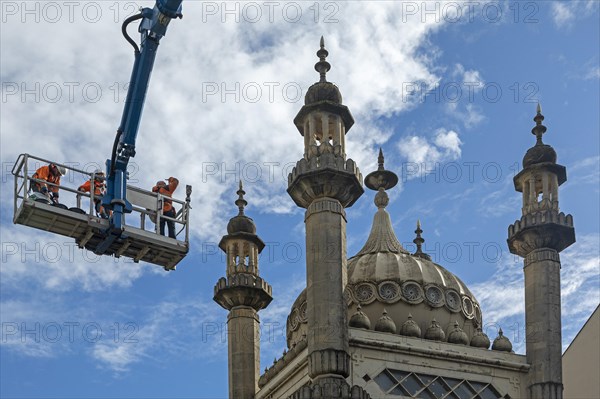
14,198,188,270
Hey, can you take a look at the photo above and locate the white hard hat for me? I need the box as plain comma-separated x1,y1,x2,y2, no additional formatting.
56,165,67,176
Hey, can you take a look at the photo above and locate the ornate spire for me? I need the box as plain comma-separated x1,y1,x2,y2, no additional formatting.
365,148,399,209
413,220,431,260
235,180,247,216
314,36,331,83
532,102,547,145
355,149,407,256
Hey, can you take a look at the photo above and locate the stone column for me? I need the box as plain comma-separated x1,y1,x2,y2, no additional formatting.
305,197,350,380
523,248,563,399
228,306,261,399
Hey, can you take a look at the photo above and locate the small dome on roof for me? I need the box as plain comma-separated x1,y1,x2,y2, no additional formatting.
400,314,422,338
424,319,445,341
470,327,491,349
492,329,513,352
349,305,371,330
374,309,397,333
447,321,469,345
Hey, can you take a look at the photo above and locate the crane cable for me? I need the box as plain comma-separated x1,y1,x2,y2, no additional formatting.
109,12,144,176
121,12,144,54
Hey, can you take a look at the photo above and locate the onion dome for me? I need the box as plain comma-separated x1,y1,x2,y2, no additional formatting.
304,36,342,105
285,150,483,348
226,181,256,234
400,313,422,338
523,103,557,168
374,309,397,334
349,305,371,330
470,327,491,349
424,319,446,341
346,150,482,342
492,328,513,352
447,321,469,345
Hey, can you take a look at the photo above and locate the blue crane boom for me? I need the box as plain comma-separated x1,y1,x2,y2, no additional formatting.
96,0,183,254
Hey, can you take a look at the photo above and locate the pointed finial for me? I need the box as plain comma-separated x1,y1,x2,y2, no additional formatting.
532,103,547,144
315,36,331,83
235,180,247,216
413,220,431,260
377,148,385,171
498,328,504,336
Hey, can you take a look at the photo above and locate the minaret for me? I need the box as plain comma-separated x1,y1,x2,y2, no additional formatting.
287,38,369,398
507,105,575,399
214,182,273,399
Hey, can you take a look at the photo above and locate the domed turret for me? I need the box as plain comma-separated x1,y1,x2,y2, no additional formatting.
374,309,397,333
349,305,371,330
424,319,445,342
522,103,557,168
304,36,342,105
226,181,257,235
399,314,422,338
470,327,491,349
447,321,469,345
492,328,513,352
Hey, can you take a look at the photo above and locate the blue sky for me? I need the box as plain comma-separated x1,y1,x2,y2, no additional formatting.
1,1,598,398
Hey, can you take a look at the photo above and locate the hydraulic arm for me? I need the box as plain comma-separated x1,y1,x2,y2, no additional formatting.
97,0,183,254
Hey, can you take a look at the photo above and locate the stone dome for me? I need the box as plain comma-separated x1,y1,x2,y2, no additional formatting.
523,143,557,168
226,214,256,235
349,305,371,330
286,205,483,348
304,81,342,105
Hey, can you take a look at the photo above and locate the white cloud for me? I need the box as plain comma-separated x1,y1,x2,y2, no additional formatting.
551,1,599,29
397,128,463,179
471,233,600,354
0,1,448,293
551,3,575,28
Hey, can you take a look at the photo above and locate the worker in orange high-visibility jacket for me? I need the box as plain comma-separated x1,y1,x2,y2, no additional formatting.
78,170,109,218
152,177,179,238
31,163,66,203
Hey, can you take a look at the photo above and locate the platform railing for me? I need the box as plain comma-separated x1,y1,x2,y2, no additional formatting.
12,153,191,244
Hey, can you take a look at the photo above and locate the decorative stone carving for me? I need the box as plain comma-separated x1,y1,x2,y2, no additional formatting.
425,285,444,307
445,290,461,312
401,281,424,304
354,283,376,304
378,281,400,302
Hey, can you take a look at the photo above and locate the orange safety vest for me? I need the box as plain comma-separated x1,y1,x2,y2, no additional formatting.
78,179,105,197
152,178,179,213
32,165,61,194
